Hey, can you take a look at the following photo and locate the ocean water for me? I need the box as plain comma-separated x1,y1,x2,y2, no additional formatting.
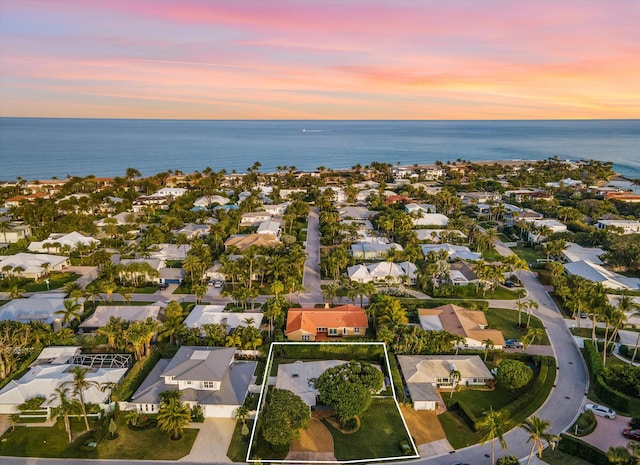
0,118,638,180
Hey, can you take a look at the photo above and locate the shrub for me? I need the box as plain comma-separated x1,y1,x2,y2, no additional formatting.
496,359,533,391
496,456,519,465
594,375,630,413
558,434,609,465
573,410,597,436
112,351,162,401
601,364,640,397
630,416,640,429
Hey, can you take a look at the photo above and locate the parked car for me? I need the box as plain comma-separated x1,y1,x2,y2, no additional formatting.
158,283,169,290
623,429,640,441
213,280,224,288
505,339,524,349
580,311,588,318
504,281,516,288
584,403,616,419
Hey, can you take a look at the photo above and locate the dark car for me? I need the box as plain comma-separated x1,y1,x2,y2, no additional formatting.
505,339,524,349
504,281,515,288
623,429,640,441
159,283,169,290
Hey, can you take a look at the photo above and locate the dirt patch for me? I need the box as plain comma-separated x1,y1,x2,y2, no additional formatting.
400,406,447,445
289,417,334,453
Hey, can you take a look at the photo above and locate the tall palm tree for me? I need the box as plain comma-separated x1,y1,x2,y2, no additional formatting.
54,299,83,327
321,283,340,306
157,397,191,440
49,386,81,443
525,300,539,328
524,327,546,348
522,416,554,465
65,366,99,432
616,295,640,362
449,369,461,399
482,338,494,361
478,407,508,465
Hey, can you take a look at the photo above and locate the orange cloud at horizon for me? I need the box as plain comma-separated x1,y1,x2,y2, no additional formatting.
1,0,639,119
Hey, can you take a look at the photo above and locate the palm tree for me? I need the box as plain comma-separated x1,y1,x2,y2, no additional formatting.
617,296,640,362
321,283,340,306
478,407,508,465
524,327,545,348
54,299,83,327
7,283,26,299
482,338,494,361
65,366,99,432
515,298,528,327
449,369,461,399
522,416,554,465
157,397,191,440
49,386,81,443
525,300,539,328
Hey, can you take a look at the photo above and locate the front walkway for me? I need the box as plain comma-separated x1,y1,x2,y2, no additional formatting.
178,418,235,463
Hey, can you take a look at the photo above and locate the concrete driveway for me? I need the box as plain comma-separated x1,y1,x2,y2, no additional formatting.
581,414,634,452
178,418,235,463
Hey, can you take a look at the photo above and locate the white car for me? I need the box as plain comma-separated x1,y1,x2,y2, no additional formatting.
584,403,616,419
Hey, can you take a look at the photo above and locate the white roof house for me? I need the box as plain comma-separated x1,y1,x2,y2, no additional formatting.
405,203,437,215
0,348,128,414
0,294,75,325
174,223,210,239
151,187,187,198
256,219,282,236
351,242,403,260
420,244,481,261
397,355,493,411
562,243,605,264
564,260,640,291
148,243,191,261
348,261,416,284
0,253,69,279
276,360,347,406
193,195,230,208
596,219,640,234
414,229,467,242
28,231,99,253
183,305,263,332
412,213,449,227
79,303,165,331
525,218,568,242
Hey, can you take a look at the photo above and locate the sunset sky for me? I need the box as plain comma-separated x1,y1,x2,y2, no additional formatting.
1,0,639,120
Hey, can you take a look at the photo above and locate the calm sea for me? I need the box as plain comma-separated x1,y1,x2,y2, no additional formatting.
0,119,638,180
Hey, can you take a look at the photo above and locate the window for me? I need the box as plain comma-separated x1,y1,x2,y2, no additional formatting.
301,334,310,341
354,328,360,334
342,328,347,335
203,381,215,389
185,381,192,385
328,328,338,336
317,327,327,332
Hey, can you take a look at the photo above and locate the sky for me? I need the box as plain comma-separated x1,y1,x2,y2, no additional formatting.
1,0,639,120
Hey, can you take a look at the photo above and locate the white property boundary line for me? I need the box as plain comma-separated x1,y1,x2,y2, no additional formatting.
246,341,420,463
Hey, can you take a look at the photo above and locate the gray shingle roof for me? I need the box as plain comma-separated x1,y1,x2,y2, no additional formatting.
161,346,235,382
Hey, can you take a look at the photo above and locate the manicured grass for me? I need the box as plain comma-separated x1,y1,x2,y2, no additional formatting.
126,285,159,294
323,398,415,460
486,307,551,345
443,285,523,300
510,245,546,264
482,248,504,261
0,415,198,460
542,448,595,465
447,385,519,417
438,410,484,449
0,272,79,292
227,420,252,462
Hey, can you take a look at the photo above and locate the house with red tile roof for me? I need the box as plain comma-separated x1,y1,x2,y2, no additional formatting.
285,305,368,341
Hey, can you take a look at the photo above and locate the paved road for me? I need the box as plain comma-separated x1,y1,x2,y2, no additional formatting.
300,206,322,306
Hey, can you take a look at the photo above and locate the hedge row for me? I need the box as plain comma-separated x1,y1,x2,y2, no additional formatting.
112,351,162,402
388,354,406,403
583,340,631,413
401,298,489,312
557,434,608,465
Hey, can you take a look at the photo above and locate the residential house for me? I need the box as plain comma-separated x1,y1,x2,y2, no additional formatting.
28,231,99,253
128,346,256,418
562,243,605,265
0,294,75,326
448,261,479,286
0,253,69,279
149,243,192,261
397,355,494,410
193,195,230,208
412,213,449,227
275,360,350,407
420,244,481,261
0,223,31,244
418,304,505,349
256,219,282,238
414,229,467,243
0,347,129,415
240,212,272,227
458,192,501,205
174,223,210,239
348,261,416,284
525,218,568,242
564,260,640,291
262,202,290,216
351,241,403,260
183,305,263,333
132,196,170,213
596,219,640,234
151,187,188,198
79,303,165,332
338,206,376,220
224,233,280,252
285,305,368,341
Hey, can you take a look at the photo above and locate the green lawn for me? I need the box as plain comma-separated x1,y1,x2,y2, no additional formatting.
438,410,484,449
323,398,416,460
444,285,523,300
0,272,79,292
446,385,519,417
0,415,198,460
542,448,595,465
227,420,252,462
486,307,551,345
510,245,546,264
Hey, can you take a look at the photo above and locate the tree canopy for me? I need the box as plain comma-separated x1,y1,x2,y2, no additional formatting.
311,360,384,424
261,389,310,446
496,359,532,391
